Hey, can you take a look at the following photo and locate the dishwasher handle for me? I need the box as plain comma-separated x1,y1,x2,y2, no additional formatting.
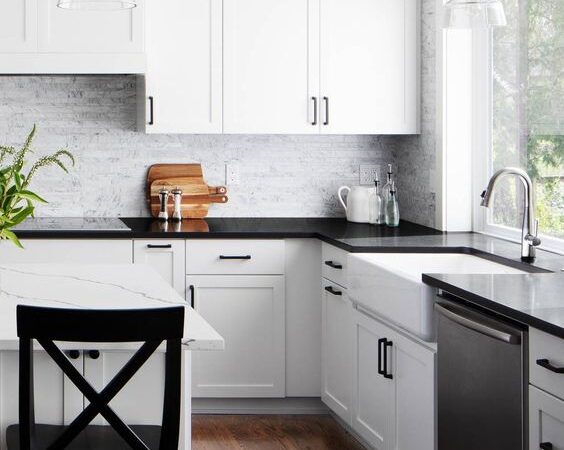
435,302,521,345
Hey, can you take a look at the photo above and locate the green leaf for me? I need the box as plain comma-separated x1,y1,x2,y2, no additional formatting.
1,229,23,249
9,206,34,226
17,190,48,204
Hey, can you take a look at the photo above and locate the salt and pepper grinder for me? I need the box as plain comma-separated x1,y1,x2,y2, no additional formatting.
172,188,183,222
158,189,170,221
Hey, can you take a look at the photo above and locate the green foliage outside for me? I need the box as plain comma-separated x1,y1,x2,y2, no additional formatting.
0,126,74,248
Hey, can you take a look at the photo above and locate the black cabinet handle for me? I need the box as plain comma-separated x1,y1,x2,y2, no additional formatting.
383,340,393,379
540,443,553,450
324,260,343,270
323,96,329,126
311,96,318,126
147,244,172,249
324,286,342,296
189,285,195,308
148,96,154,125
378,338,386,376
67,350,80,360
88,350,100,360
537,359,564,374
219,255,251,260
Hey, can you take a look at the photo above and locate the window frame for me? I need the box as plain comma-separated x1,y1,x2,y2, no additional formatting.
471,27,564,255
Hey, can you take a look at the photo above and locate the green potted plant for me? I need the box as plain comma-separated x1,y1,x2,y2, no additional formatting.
0,125,74,248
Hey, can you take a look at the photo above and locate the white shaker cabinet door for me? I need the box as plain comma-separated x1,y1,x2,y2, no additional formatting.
141,0,222,133
0,0,37,53
352,308,394,450
189,275,286,397
37,0,143,53
223,0,319,134
530,385,564,450
321,280,353,424
133,240,186,297
320,0,419,134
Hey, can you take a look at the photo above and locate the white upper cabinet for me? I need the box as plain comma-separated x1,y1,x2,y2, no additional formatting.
0,0,37,53
140,0,222,133
223,0,319,134
320,0,419,134
37,0,143,54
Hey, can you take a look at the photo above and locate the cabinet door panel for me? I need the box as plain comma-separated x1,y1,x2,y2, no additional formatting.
0,0,37,52
320,0,419,134
352,309,393,449
322,280,353,423
142,0,222,133
133,240,185,296
84,350,166,426
37,0,143,53
223,0,319,134
530,385,564,450
190,275,285,397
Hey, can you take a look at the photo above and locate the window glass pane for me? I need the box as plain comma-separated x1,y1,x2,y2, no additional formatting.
491,0,563,239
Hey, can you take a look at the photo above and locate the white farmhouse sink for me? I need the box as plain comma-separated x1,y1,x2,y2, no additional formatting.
348,253,527,342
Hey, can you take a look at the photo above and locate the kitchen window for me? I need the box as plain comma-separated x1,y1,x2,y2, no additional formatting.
473,0,563,253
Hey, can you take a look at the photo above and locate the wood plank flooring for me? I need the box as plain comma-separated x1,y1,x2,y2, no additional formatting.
192,415,366,450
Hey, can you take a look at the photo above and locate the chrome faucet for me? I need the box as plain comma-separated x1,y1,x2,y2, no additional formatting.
480,167,541,262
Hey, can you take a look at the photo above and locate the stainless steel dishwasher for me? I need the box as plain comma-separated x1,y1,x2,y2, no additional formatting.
435,297,526,450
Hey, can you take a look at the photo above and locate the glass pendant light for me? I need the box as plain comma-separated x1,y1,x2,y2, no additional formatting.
57,0,137,10
443,0,507,29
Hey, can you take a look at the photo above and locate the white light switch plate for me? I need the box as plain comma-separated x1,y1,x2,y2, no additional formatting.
226,164,240,186
359,165,381,185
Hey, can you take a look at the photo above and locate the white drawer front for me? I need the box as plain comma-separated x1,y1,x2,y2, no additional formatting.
186,239,285,275
530,385,564,450
321,243,348,287
530,328,564,400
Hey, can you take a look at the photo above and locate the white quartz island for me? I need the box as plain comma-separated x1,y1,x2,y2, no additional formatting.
0,263,224,449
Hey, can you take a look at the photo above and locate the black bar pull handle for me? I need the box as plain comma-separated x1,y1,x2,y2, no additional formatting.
378,338,386,376
540,443,553,450
67,350,80,360
323,96,329,126
147,244,172,249
324,260,343,270
383,340,393,379
219,255,252,260
536,359,564,374
148,96,154,125
311,96,318,126
324,286,342,296
88,350,100,360
189,285,195,308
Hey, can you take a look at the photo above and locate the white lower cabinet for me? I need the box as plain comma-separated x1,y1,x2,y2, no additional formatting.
133,240,186,296
530,385,564,450
352,308,435,450
188,275,286,398
321,279,353,424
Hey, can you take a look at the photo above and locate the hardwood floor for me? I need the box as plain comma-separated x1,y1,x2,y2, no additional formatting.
192,415,366,450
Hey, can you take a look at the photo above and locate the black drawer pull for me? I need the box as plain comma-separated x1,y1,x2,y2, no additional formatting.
88,350,100,360
324,260,343,270
324,286,342,296
219,255,251,260
537,359,564,373
540,443,553,450
148,96,154,125
378,338,386,376
189,285,195,308
147,244,172,249
67,350,80,360
383,340,393,379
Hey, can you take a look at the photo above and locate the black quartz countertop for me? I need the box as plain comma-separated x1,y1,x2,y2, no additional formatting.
423,273,564,339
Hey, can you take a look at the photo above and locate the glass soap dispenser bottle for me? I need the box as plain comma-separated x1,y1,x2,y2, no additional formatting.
385,181,400,227
368,179,383,225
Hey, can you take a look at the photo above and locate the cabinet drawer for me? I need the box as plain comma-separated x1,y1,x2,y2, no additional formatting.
186,239,285,275
530,385,564,450
321,243,348,287
530,328,564,400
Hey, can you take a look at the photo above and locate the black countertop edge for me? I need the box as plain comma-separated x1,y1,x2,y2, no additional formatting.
422,274,564,340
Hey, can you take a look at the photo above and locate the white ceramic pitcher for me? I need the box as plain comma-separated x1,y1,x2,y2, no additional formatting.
338,186,371,223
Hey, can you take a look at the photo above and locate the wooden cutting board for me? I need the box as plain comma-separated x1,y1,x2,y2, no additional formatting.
146,164,228,219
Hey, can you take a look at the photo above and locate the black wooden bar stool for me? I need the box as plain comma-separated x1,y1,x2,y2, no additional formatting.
7,305,185,450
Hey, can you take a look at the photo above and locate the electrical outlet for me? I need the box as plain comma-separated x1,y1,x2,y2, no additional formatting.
226,164,240,186
359,165,381,185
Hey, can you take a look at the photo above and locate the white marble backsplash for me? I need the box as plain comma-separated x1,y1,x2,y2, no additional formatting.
0,75,396,218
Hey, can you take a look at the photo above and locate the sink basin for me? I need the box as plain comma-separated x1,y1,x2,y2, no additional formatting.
347,253,527,342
